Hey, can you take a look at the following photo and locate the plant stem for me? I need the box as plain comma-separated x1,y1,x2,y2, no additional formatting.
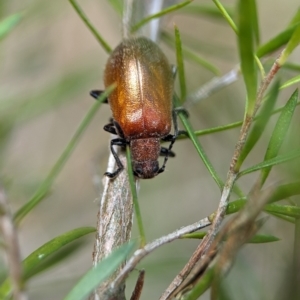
112,217,211,288
0,188,27,300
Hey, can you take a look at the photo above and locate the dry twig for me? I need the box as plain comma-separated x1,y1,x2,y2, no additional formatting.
0,187,27,300
90,147,133,300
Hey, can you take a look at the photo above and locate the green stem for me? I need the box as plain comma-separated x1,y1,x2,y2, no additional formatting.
126,147,146,247
131,0,192,33
69,0,111,53
174,95,223,190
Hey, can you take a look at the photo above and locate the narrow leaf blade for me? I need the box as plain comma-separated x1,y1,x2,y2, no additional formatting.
250,0,260,44
264,204,300,218
237,0,257,113
248,234,280,243
257,23,300,58
175,25,187,102
237,81,280,166
0,227,95,298
131,0,192,33
63,242,134,300
174,94,224,190
126,147,146,247
69,0,111,53
279,24,300,66
281,75,300,89
161,31,220,75
260,89,298,184
213,0,237,34
23,227,95,278
180,4,234,21
182,231,280,243
0,12,22,41
239,149,300,177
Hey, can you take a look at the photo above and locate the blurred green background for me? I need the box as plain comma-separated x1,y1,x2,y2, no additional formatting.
1,0,300,299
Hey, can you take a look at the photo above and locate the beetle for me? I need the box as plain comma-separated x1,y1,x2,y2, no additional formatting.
91,37,185,179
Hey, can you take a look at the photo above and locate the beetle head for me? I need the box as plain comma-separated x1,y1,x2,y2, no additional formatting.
131,138,160,179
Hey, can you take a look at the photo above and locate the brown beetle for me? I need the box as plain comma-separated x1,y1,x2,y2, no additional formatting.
91,37,184,179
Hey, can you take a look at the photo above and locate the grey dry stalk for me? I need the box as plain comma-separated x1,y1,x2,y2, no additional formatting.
112,217,211,289
0,187,27,300
90,147,133,300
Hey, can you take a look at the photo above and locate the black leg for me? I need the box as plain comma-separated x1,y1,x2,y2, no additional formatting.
104,122,118,135
160,147,175,158
158,108,189,174
104,120,125,139
90,90,108,103
174,106,189,118
104,138,128,178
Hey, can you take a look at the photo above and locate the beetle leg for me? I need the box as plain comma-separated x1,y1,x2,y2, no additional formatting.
90,90,108,103
174,106,189,118
104,122,118,135
160,147,175,158
104,138,128,178
158,110,179,174
158,108,189,174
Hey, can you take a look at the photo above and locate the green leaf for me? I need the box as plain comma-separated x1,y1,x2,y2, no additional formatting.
270,212,295,223
212,0,237,34
180,4,234,20
238,149,300,177
181,232,206,239
237,81,280,167
13,87,113,224
0,227,95,299
228,182,300,214
184,267,214,300
264,204,300,218
69,0,111,53
248,234,280,243
268,181,300,203
23,227,95,277
126,147,145,247
227,200,300,220
257,23,300,58
278,24,300,66
259,89,298,185
237,0,257,114
63,242,134,300
282,62,300,73
192,120,244,137
183,46,220,75
182,232,280,244
281,74,300,89
131,0,192,33
0,12,22,41
107,0,123,16
288,8,300,26
250,0,260,44
226,199,247,214
173,94,224,190
24,240,85,279
161,31,220,75
175,26,187,102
